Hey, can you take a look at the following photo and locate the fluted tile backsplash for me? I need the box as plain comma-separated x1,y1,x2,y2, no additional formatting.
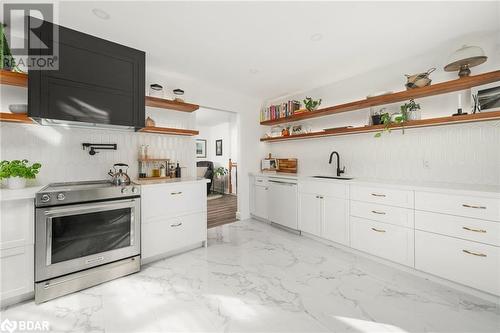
0,122,195,185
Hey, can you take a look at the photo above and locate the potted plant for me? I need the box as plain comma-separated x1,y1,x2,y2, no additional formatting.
371,108,387,125
0,160,42,189
303,97,322,112
400,99,421,121
214,167,228,179
374,112,407,137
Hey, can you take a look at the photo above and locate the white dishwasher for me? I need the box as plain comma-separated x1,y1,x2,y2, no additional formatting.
268,178,298,230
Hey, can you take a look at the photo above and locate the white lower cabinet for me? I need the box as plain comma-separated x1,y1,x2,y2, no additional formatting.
253,184,269,220
298,181,348,245
0,197,35,306
322,196,349,245
141,181,207,263
350,216,414,267
0,245,34,303
415,230,500,295
142,212,207,260
298,193,321,236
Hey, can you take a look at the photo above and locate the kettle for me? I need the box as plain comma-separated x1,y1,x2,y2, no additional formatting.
108,163,131,186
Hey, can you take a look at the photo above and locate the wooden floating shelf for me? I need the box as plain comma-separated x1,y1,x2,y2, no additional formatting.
0,70,200,112
0,112,33,124
260,111,500,142
260,70,500,125
138,126,199,136
145,96,199,112
0,70,28,87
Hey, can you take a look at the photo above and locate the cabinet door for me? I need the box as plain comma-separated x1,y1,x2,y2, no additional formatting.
322,196,349,245
253,185,269,220
299,193,321,236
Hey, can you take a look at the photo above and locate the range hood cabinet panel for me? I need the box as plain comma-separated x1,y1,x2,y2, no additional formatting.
28,19,145,129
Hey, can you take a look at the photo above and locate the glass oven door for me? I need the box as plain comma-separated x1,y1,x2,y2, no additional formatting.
35,198,140,282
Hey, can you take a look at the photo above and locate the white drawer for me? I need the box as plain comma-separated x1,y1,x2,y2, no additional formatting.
1,245,34,302
254,176,269,187
350,217,414,267
142,212,207,260
351,200,414,228
415,230,500,296
1,199,34,249
142,182,206,221
415,211,500,247
350,185,413,208
300,180,347,199
415,191,500,222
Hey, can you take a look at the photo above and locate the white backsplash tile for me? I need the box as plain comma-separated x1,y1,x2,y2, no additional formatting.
0,122,195,185
268,121,500,186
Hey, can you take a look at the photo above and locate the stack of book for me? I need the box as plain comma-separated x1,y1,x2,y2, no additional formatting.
261,100,301,122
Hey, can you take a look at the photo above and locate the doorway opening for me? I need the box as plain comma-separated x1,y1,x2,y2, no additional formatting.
195,108,239,228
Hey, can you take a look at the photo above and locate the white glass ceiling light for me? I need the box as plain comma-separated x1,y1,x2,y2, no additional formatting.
444,45,487,78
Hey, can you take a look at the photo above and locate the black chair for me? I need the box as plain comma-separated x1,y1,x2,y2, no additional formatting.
197,161,214,194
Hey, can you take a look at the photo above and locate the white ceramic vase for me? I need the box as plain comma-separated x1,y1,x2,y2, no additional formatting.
6,177,27,189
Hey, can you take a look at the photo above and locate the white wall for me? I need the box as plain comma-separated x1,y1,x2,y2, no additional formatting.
263,32,500,186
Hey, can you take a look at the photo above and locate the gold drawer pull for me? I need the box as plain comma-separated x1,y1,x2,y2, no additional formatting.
462,226,487,233
462,249,487,257
171,191,183,195
371,210,386,215
170,222,183,227
371,193,386,197
462,204,486,209
371,227,386,233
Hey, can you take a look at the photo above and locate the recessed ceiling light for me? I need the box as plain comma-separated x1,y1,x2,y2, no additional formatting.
249,68,259,74
310,33,323,42
92,8,110,20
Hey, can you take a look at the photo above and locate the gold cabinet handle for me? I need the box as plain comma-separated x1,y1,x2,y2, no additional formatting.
462,204,486,209
462,249,487,257
462,226,487,233
371,193,386,197
171,191,182,195
371,210,386,215
371,227,386,233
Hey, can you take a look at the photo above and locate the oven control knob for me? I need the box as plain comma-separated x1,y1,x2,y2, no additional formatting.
57,193,66,201
41,194,51,202
121,187,128,194
131,187,138,194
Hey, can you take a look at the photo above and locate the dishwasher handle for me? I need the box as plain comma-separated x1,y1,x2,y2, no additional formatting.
268,180,297,186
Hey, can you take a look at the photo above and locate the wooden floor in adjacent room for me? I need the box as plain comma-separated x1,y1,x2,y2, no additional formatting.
207,194,237,228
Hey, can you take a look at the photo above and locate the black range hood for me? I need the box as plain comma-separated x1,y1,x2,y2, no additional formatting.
28,18,145,129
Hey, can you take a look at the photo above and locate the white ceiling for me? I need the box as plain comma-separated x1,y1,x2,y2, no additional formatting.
10,2,500,100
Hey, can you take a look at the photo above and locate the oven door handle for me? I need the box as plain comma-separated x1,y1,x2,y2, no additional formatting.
43,199,138,217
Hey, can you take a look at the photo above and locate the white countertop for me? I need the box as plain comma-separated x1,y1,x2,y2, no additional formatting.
133,177,210,186
0,186,44,201
250,172,500,197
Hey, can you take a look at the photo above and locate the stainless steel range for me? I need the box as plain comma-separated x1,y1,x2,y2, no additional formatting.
34,180,141,303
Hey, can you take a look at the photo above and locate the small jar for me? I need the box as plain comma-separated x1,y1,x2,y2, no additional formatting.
173,89,185,102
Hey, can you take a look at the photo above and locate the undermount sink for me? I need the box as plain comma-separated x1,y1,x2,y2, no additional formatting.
312,176,354,180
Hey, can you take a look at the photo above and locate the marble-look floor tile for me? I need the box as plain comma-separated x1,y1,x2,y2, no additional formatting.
2,219,499,332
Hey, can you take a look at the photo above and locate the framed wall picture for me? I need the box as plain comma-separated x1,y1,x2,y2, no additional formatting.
196,139,207,158
472,83,500,113
215,139,223,156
